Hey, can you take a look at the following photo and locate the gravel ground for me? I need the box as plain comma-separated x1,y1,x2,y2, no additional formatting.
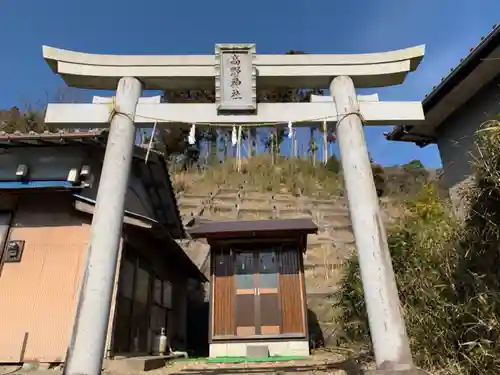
0,351,370,375
0,350,374,375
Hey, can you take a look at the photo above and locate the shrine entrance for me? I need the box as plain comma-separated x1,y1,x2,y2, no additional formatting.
234,249,281,337
43,43,427,374
189,218,313,358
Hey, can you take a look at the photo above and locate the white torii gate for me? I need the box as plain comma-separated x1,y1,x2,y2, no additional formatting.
43,44,426,375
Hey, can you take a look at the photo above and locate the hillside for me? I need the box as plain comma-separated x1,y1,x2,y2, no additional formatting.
174,156,440,346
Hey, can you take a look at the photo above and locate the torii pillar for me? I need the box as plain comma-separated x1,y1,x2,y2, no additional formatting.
64,77,142,375
42,44,427,375
332,76,416,374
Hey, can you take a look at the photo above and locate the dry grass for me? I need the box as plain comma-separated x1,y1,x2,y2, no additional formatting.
172,155,344,197
170,154,440,200
336,120,500,375
171,172,199,194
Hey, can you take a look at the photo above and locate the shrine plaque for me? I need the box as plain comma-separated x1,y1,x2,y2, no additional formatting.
215,44,256,112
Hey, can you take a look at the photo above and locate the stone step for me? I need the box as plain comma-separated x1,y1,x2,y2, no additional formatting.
178,202,206,211
308,197,346,204
304,267,343,291
180,208,206,219
314,207,349,215
212,198,302,208
309,205,348,213
214,201,267,210
234,213,274,220
179,193,212,200
316,227,353,241
178,196,204,202
319,222,352,229
303,260,345,270
271,207,313,215
304,261,344,274
205,204,315,216
211,192,347,205
200,212,237,221
210,194,240,202
308,233,339,242
314,215,351,227
308,203,348,211
181,195,349,210
276,211,313,220
202,209,277,221
309,205,349,213
306,239,355,251
307,242,332,252
306,286,339,298
105,354,185,372
204,204,235,213
237,196,302,204
217,187,260,195
304,246,356,267
304,243,354,260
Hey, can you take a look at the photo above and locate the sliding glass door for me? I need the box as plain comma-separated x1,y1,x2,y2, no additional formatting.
233,248,280,337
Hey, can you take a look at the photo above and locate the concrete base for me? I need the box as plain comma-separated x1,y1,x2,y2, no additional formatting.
19,362,58,371
246,345,269,358
365,369,429,375
209,340,309,358
104,354,182,372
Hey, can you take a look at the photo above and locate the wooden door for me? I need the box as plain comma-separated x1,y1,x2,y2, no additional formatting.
278,248,306,334
113,257,135,353
233,251,257,337
130,263,150,352
256,249,281,335
233,249,281,337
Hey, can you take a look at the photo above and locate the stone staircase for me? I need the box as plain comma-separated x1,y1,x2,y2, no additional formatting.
176,187,363,345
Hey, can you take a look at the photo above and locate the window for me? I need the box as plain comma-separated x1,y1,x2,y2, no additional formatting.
134,267,150,305
258,250,278,289
152,277,173,309
153,278,162,305
120,259,135,299
150,305,167,331
234,252,254,289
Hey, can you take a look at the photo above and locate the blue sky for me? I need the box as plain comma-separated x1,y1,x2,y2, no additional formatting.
1,0,498,167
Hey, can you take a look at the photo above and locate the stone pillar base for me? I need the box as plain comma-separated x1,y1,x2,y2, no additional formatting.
365,369,429,375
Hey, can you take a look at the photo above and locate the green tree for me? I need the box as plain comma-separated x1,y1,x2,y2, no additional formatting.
369,156,386,197
206,128,219,165
308,128,318,166
404,159,425,169
325,155,341,174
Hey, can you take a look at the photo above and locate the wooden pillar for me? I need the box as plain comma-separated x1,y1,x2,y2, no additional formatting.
330,75,416,372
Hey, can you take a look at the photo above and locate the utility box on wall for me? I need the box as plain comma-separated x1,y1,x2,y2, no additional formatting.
4,240,25,263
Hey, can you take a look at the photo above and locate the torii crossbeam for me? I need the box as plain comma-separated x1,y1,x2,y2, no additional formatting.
45,101,424,128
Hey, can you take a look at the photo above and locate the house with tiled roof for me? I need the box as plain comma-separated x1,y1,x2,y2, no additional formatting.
0,130,207,366
385,24,500,210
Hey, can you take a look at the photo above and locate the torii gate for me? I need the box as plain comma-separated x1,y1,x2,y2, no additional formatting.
43,44,426,375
